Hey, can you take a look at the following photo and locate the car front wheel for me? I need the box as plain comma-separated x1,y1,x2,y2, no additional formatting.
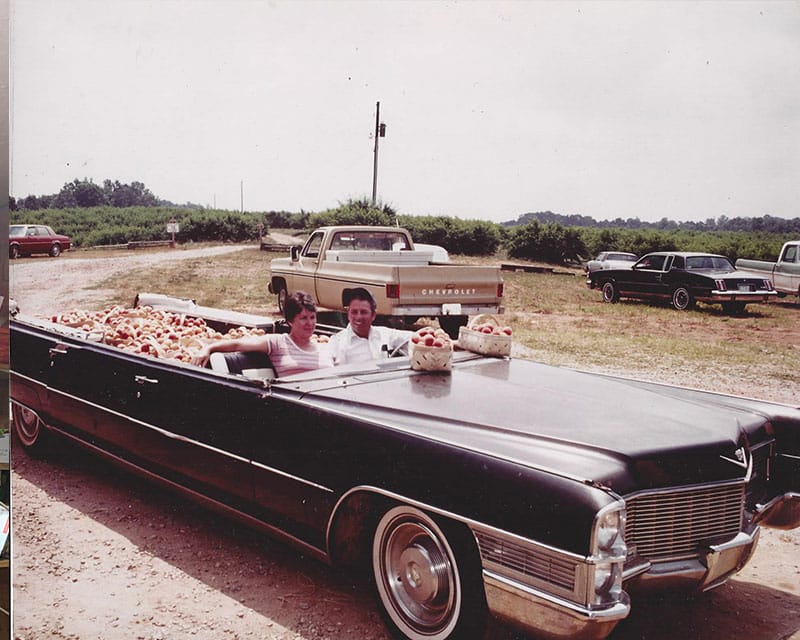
601,281,619,303
9,244,20,259
11,403,50,455
671,286,695,310
372,505,487,640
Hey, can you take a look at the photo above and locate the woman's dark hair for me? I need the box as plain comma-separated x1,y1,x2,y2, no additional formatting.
284,291,317,322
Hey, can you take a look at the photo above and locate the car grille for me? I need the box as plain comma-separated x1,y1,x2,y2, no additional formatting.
474,530,578,591
625,483,745,560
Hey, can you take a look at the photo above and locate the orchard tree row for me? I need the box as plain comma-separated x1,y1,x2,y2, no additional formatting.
12,199,794,264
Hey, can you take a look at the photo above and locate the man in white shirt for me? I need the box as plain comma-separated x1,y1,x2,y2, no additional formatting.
327,288,411,365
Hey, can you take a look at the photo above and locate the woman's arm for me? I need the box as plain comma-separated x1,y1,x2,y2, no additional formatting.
190,334,272,368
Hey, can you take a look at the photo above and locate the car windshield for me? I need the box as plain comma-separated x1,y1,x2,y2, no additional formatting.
685,256,734,271
9,225,26,237
330,231,411,251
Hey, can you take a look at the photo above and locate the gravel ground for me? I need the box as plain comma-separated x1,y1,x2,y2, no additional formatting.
9,246,800,640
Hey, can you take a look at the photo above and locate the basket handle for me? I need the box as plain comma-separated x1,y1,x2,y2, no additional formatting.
468,314,500,329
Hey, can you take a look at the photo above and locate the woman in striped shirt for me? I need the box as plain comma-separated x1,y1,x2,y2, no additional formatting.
191,291,331,377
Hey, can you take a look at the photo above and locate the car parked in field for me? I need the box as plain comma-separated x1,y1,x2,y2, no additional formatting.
587,252,777,314
583,251,638,274
9,224,71,258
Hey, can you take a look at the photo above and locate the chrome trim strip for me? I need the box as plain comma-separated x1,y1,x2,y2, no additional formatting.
12,374,335,494
709,290,777,298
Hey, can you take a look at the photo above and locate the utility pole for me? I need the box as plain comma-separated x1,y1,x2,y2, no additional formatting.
371,101,386,206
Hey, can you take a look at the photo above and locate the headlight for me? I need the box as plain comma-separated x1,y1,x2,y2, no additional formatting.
592,503,627,557
596,510,622,552
589,502,627,608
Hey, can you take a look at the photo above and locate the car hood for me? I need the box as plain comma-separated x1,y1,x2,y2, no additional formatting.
288,356,793,494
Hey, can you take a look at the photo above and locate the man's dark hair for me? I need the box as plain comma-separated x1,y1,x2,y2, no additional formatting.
284,291,317,322
342,287,377,313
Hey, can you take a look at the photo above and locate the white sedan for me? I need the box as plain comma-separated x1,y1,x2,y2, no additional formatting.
583,251,637,274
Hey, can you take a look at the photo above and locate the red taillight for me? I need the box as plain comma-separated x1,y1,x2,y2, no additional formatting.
764,280,773,290
386,284,400,299
715,279,727,291
2,515,8,535
497,283,504,298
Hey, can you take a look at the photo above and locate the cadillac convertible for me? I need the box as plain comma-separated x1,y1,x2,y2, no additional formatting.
9,300,800,640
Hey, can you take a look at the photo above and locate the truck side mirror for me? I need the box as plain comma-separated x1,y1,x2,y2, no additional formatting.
291,246,300,261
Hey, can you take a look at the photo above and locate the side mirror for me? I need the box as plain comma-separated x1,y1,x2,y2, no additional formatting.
290,246,300,261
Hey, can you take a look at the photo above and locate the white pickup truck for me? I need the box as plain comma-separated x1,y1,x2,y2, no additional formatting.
736,240,800,298
268,225,504,336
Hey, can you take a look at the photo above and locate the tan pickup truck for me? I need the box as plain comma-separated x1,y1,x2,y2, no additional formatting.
268,225,503,336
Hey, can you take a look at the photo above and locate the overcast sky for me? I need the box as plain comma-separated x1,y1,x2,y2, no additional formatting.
10,0,800,223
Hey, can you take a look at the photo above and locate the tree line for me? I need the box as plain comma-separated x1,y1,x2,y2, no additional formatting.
10,180,797,263
506,210,800,235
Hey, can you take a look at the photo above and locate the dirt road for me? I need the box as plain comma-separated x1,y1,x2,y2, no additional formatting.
9,247,800,640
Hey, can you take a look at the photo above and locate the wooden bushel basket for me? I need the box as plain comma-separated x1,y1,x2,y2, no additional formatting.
410,342,453,371
458,314,512,357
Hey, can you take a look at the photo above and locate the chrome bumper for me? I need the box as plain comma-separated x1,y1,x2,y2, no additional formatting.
754,492,800,529
707,290,777,301
483,571,630,640
624,528,760,593
388,304,502,316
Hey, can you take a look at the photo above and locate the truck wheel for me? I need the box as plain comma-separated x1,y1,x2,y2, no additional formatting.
671,286,695,310
11,404,50,455
438,315,468,340
277,286,288,313
49,243,61,257
372,505,487,640
601,281,619,303
9,244,20,259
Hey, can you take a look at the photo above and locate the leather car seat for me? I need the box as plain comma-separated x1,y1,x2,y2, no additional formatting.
209,351,276,380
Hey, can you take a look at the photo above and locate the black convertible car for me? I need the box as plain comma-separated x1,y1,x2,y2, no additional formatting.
9,304,800,640
587,252,777,313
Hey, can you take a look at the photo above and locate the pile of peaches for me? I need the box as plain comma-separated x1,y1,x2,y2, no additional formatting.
48,306,265,362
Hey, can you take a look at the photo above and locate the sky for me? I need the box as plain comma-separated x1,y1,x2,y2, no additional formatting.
9,0,800,224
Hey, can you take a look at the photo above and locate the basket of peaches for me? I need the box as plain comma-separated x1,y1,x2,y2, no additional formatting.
457,314,513,357
409,326,453,371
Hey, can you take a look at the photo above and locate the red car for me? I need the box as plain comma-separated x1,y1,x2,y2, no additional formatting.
9,224,71,258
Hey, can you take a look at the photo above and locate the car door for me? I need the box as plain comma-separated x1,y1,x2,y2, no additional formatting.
289,231,324,300
23,227,42,254
624,254,669,298
38,332,261,506
774,244,800,293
